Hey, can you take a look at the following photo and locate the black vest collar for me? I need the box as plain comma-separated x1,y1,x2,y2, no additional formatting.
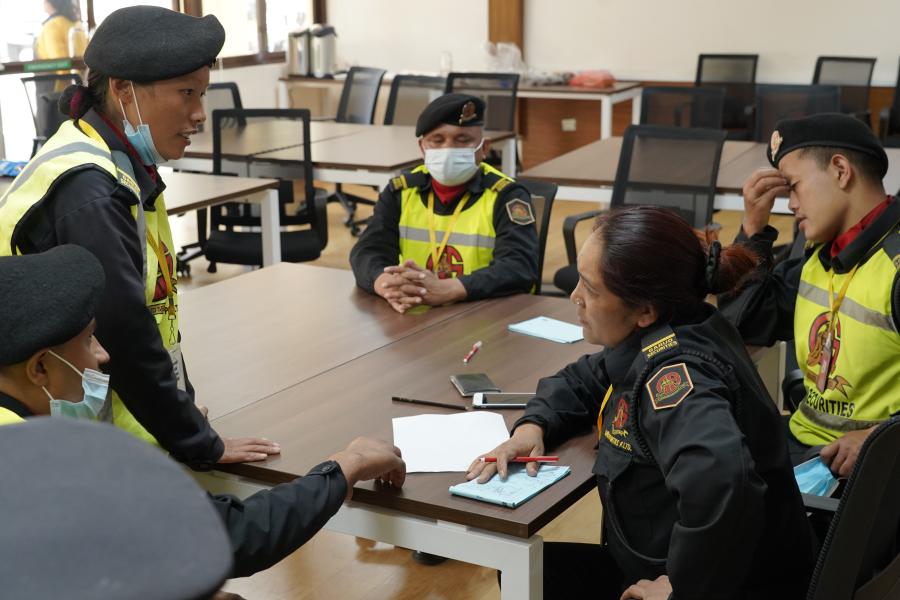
0,390,35,419
824,197,900,274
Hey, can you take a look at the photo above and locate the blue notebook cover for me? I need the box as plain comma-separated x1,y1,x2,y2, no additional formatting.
508,316,583,343
449,464,571,508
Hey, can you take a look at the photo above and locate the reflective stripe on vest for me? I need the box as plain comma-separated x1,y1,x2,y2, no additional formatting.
398,163,506,277
0,406,25,425
0,119,177,446
791,246,900,445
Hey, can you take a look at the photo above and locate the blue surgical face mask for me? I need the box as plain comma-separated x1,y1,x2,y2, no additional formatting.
794,456,839,496
42,350,109,421
424,139,484,186
119,82,167,166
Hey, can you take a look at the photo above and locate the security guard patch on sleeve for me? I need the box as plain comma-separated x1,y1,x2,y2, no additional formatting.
646,363,694,410
506,198,535,225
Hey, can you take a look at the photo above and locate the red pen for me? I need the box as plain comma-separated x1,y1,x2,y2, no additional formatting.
480,456,559,463
462,340,482,363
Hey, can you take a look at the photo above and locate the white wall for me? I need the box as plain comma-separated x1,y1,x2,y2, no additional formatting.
525,0,900,86
209,62,286,108
326,0,489,74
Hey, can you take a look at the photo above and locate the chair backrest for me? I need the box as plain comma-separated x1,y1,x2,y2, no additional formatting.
20,73,81,136
695,54,758,131
205,82,245,127
807,417,900,600
517,179,557,294
640,86,725,129
611,124,726,229
336,66,387,124
445,72,520,132
813,56,876,116
383,75,446,126
890,59,900,135
210,108,322,237
753,84,841,142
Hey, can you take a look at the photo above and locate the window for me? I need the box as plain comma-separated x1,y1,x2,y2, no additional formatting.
203,0,259,58
265,0,313,53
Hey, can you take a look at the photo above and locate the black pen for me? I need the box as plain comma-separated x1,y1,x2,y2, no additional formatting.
391,396,469,411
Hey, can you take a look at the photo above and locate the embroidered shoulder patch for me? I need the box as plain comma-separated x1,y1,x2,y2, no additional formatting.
646,363,694,410
116,168,140,199
505,198,535,225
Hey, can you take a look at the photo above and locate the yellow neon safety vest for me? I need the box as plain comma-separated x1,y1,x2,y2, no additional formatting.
0,119,178,446
397,163,513,278
791,240,900,445
0,406,25,425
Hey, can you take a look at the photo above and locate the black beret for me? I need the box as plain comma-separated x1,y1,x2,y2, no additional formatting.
0,245,104,366
0,418,232,599
415,93,486,136
767,112,888,178
84,6,225,82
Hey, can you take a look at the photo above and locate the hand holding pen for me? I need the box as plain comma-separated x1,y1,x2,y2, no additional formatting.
466,422,548,483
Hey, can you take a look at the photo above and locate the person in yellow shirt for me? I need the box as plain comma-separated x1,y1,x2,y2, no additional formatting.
35,0,87,60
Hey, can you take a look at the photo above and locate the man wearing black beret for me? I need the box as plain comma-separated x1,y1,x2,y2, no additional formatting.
720,113,900,477
350,93,539,313
0,246,406,582
0,6,278,468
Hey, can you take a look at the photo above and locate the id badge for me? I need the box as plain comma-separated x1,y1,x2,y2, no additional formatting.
816,330,833,393
168,343,187,392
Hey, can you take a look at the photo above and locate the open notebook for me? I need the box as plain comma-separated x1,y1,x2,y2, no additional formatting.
449,464,571,508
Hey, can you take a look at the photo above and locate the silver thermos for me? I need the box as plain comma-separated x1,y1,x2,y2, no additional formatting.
310,24,337,78
287,28,311,76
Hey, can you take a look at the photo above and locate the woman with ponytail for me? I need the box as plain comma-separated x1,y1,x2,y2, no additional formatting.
0,6,279,470
468,206,817,599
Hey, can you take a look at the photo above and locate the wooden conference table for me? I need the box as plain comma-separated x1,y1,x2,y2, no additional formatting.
278,75,643,140
180,263,593,600
521,137,900,214
0,171,283,266
169,121,519,184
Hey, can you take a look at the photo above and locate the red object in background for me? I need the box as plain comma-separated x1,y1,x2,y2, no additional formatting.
569,70,616,88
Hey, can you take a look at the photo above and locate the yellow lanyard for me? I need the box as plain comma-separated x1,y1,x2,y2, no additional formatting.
596,386,614,439
147,231,176,317
826,264,860,331
427,191,470,274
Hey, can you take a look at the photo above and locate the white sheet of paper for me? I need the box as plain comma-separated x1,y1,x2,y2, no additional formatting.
392,411,510,473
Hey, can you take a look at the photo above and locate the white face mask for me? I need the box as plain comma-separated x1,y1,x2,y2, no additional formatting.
42,350,109,421
424,139,484,186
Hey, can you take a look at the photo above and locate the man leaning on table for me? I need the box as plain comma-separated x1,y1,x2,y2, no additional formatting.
0,245,407,578
350,93,539,313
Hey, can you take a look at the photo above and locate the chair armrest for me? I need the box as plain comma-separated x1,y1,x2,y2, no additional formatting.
801,493,840,514
563,209,605,265
311,187,329,248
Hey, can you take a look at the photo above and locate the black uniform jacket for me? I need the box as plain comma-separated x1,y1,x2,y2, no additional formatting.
516,305,817,600
349,166,539,300
719,198,900,345
0,391,347,579
13,109,223,470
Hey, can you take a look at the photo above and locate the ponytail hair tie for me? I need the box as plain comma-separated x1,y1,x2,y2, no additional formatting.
703,240,722,293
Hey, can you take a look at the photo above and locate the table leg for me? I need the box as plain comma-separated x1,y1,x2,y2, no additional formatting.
259,188,281,266
600,97,613,139
631,91,642,125
501,137,517,176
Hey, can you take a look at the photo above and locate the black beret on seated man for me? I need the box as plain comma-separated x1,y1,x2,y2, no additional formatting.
0,246,406,578
350,93,539,314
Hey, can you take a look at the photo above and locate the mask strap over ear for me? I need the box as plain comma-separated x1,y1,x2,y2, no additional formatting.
129,81,145,125
47,350,83,378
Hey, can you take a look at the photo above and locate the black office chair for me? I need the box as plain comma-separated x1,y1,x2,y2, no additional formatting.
813,56,877,126
553,125,726,294
879,60,900,148
517,179,557,295
383,75,446,126
324,66,387,236
203,108,328,270
445,72,520,132
803,416,900,600
695,54,758,140
20,73,82,156
176,82,245,276
640,86,725,129
753,84,841,142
